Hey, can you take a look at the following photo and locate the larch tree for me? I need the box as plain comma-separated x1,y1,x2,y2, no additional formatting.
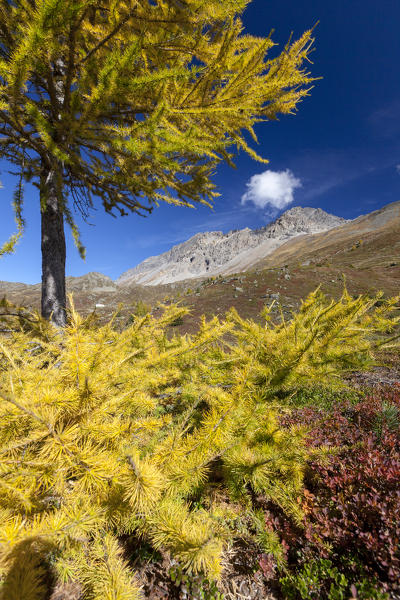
0,0,315,326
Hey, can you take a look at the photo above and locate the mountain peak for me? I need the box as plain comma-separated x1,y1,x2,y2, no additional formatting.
66,272,116,292
263,206,347,236
117,206,348,286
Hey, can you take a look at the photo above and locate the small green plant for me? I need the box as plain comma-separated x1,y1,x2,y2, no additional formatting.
280,559,388,600
373,400,400,437
288,387,362,410
125,300,152,326
169,564,223,599
134,300,151,317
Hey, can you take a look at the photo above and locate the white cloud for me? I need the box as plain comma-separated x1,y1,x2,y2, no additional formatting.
396,164,400,174
241,169,302,210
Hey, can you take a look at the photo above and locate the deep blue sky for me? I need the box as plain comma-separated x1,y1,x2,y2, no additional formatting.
1,0,400,284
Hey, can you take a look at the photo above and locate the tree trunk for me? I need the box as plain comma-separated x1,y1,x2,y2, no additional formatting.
40,164,67,327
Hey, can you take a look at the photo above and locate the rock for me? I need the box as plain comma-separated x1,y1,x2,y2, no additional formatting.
235,287,243,292
66,272,116,292
117,207,349,286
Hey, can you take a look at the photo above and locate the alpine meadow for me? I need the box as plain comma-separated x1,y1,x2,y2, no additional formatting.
1,2,400,600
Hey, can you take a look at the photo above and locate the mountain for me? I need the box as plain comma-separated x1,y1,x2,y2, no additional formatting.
254,200,400,270
66,272,117,293
0,272,175,319
167,199,400,338
117,206,347,286
0,201,398,331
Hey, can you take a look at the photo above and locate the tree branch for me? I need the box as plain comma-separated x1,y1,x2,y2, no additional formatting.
78,11,133,66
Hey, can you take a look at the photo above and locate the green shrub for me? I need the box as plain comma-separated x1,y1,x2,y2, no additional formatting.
280,558,388,600
287,387,362,411
169,564,223,600
125,300,152,326
133,300,151,317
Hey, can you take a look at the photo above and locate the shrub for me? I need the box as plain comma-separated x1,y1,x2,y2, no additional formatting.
280,558,388,600
279,388,400,596
168,314,185,326
169,564,223,600
124,300,152,326
304,434,400,590
133,300,151,318
0,290,398,598
287,386,361,411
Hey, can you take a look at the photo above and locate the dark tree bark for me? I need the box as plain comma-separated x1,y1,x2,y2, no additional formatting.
40,164,67,327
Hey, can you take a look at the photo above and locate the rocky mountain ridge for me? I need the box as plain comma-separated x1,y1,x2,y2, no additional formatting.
0,201,398,331
117,206,348,286
0,272,117,294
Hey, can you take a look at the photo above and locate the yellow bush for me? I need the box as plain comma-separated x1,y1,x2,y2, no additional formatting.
0,290,398,598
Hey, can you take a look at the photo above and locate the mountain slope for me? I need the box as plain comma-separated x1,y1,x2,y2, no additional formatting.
117,206,347,286
0,202,398,331
254,200,400,270
167,200,400,338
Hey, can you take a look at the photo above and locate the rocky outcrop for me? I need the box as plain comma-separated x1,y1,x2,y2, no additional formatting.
117,206,348,286
66,272,117,293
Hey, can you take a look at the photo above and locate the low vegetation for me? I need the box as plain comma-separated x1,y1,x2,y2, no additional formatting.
278,387,400,598
0,289,399,599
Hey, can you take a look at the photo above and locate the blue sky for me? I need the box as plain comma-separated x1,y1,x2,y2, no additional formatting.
1,0,400,284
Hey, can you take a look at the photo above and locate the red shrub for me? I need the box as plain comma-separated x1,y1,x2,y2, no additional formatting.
277,387,400,592
304,431,400,589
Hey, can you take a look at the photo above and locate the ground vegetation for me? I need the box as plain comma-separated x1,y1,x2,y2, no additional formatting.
0,288,398,598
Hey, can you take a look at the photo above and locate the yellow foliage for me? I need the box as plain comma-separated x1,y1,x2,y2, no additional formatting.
1,0,316,253
0,290,398,596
